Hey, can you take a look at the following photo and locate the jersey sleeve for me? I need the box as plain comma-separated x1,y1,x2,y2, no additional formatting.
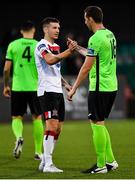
37,43,51,58
86,36,100,57
6,42,13,61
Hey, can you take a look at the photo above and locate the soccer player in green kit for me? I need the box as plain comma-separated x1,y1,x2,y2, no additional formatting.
3,21,43,160
67,6,118,173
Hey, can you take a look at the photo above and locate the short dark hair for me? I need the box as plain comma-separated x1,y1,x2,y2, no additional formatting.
84,6,103,23
20,20,35,31
42,17,60,28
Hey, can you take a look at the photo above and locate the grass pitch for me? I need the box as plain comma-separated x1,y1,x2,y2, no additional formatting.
0,119,135,179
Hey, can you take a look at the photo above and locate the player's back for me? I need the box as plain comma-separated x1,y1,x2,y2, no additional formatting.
88,29,118,92
6,38,38,91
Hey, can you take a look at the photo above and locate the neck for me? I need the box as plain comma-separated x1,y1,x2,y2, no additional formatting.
23,32,34,39
92,23,105,33
44,35,54,44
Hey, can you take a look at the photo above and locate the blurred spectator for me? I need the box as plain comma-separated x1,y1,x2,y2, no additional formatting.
117,44,135,118
0,48,2,76
1,27,20,52
61,52,84,75
61,33,85,75
124,63,135,118
0,27,20,77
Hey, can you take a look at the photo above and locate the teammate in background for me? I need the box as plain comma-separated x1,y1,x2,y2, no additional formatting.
67,6,118,174
35,17,77,173
3,21,43,160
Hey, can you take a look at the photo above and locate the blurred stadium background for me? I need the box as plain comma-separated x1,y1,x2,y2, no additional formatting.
0,0,135,178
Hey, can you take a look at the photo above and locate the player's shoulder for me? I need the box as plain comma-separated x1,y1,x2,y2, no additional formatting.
31,39,38,44
106,29,116,39
7,38,22,48
89,32,99,44
30,39,38,47
92,30,102,39
105,28,113,34
22,38,38,44
90,28,112,41
97,28,114,37
37,39,46,45
9,38,21,45
36,39,60,50
36,39,48,50
33,39,38,42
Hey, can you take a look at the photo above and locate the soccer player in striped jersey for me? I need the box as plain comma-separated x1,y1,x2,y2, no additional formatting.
35,17,77,173
68,6,118,174
3,21,43,160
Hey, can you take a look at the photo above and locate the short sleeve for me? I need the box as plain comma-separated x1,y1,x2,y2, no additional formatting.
86,36,100,57
37,43,51,58
6,43,13,61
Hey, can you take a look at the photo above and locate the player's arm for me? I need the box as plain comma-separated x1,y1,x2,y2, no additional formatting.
67,56,95,101
76,45,87,56
43,41,77,65
61,76,72,92
67,38,87,56
3,60,12,97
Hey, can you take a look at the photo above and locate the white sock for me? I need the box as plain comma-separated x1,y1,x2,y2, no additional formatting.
43,135,55,167
41,153,45,165
54,140,57,146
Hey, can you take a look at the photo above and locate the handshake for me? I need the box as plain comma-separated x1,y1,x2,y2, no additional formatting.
67,38,78,52
65,38,87,101
67,38,87,57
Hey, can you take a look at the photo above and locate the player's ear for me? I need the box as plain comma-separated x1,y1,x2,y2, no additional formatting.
43,26,48,34
20,30,23,35
89,17,94,23
32,27,36,34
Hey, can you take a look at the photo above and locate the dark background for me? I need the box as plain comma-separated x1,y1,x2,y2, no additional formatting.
0,1,134,45
1,0,135,120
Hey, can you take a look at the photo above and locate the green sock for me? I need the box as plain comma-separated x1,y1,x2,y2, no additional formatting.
104,126,115,163
12,118,23,139
91,123,107,168
33,119,44,154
